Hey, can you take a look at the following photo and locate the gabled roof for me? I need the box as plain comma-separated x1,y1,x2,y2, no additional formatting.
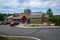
31,12,43,16
30,15,42,18
7,15,13,18
7,12,45,19
31,12,43,15
14,12,43,16
14,13,24,15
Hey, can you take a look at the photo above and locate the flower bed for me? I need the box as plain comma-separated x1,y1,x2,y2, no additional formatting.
28,24,41,27
0,36,40,40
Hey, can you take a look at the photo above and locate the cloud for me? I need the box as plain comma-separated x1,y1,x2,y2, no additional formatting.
0,0,20,8
22,0,43,7
0,0,60,14
22,0,60,8
0,0,60,9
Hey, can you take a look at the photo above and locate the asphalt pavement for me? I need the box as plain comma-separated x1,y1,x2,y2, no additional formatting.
0,25,60,40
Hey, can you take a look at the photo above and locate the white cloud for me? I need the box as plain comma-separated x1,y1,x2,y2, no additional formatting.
0,0,60,13
22,0,60,8
0,0,20,8
22,0,43,7
0,0,60,9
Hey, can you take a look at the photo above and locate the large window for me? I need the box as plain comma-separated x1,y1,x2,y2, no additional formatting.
30,19,41,24
13,15,19,17
16,15,19,17
13,15,15,17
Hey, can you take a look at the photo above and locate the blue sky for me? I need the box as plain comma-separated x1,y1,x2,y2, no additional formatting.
0,0,60,15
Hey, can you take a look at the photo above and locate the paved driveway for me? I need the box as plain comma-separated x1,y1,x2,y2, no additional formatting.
0,25,60,40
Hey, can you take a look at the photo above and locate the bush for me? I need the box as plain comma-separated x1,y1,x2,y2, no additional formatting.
29,24,40,27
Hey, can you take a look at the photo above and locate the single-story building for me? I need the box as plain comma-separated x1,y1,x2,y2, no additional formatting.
7,9,49,24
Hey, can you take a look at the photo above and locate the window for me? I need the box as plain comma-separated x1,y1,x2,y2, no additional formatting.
16,15,19,17
13,15,15,17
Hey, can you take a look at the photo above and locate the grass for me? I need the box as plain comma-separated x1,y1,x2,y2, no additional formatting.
0,36,36,40
29,24,40,27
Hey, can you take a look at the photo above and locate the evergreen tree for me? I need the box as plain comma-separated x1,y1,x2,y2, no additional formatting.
0,13,4,21
46,8,54,23
46,8,53,17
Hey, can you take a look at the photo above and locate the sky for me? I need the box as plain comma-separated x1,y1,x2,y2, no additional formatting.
0,0,60,15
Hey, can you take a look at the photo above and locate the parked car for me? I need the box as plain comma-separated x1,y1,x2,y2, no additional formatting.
0,21,11,25
55,23,60,26
5,21,11,24
0,21,3,25
55,22,60,26
10,22,19,26
0,21,6,25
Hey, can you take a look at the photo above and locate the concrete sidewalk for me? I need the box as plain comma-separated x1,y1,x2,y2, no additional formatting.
15,24,60,28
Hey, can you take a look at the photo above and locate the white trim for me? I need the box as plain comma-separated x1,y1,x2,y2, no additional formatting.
0,35,41,40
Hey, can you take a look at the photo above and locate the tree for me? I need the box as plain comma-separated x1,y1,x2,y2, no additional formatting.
49,16,56,23
55,16,60,24
0,13,5,21
6,14,12,17
46,8,60,25
2,14,12,18
46,8,54,23
46,8,53,17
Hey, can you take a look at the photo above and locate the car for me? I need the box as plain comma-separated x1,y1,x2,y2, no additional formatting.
0,21,3,25
1,21,7,25
55,22,60,26
0,21,6,25
6,21,11,24
55,23,60,26
0,21,11,25
10,22,19,26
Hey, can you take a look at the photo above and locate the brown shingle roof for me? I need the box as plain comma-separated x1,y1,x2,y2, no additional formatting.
13,12,44,19
30,15,41,18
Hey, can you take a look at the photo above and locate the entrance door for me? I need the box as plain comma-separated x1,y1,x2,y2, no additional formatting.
21,16,28,23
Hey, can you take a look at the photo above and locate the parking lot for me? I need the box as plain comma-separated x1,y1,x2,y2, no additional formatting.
0,25,60,40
